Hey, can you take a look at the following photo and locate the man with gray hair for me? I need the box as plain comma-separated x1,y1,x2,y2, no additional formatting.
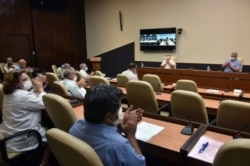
62,68,86,99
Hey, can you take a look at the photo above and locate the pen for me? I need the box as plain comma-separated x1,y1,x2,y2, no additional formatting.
198,141,209,154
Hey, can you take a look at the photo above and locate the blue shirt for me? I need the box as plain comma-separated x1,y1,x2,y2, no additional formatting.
223,59,241,72
69,119,146,166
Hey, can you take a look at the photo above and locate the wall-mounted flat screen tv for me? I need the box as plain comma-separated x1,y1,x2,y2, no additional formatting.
140,27,176,51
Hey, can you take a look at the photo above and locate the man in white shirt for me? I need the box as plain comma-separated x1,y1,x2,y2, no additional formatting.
122,62,138,80
63,68,86,99
79,63,89,79
161,53,176,69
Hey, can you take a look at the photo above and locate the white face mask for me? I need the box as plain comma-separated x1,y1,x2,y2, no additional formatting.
22,80,32,90
113,106,123,126
84,67,88,72
231,57,236,61
73,76,77,81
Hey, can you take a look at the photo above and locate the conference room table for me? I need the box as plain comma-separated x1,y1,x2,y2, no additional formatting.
72,104,241,166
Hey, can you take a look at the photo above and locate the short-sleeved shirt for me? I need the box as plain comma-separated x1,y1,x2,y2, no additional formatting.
69,119,146,166
223,59,241,72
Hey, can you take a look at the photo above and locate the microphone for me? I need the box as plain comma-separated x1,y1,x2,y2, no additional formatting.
181,115,194,135
233,124,248,139
156,83,161,95
224,84,229,92
239,90,244,99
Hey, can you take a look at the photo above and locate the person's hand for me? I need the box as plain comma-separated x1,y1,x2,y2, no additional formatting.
120,106,138,137
32,77,44,93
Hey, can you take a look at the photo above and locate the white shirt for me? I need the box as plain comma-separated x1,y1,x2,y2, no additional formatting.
79,69,89,79
122,70,138,80
63,79,86,99
0,89,46,151
161,59,176,69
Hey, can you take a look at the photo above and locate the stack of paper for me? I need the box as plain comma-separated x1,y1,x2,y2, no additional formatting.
136,122,164,142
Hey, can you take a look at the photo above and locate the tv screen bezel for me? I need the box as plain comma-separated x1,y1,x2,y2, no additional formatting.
140,27,177,51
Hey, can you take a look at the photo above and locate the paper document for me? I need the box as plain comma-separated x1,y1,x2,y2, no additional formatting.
206,89,219,93
188,135,224,164
136,122,164,142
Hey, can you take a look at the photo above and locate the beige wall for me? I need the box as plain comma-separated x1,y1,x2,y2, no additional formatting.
85,0,250,65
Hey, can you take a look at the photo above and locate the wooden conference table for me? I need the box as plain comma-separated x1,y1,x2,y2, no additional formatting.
72,104,245,166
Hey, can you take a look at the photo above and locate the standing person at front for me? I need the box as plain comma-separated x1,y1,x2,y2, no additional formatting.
161,53,176,69
69,85,145,166
0,70,46,151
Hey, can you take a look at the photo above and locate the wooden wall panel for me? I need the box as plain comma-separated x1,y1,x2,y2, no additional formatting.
0,0,87,71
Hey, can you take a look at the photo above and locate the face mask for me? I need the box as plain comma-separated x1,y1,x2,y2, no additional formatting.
73,76,77,81
22,80,32,90
113,106,123,126
84,67,88,72
231,57,236,61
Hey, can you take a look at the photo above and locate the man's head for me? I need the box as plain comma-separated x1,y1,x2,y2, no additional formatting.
79,63,88,71
63,68,76,81
165,53,171,60
18,59,27,69
84,84,123,124
127,62,137,73
62,63,71,70
231,52,238,61
6,57,13,64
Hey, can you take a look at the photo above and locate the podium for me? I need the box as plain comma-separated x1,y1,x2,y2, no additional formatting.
89,57,101,71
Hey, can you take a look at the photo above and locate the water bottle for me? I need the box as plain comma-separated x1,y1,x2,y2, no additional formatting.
207,65,210,71
141,62,144,68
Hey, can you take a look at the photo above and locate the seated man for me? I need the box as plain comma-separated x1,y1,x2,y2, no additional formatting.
121,62,138,80
69,85,145,166
79,62,94,80
160,53,176,69
62,68,86,99
221,52,241,72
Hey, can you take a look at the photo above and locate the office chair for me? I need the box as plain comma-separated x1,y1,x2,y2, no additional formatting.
175,79,198,93
94,70,105,77
46,128,103,166
42,93,77,132
171,90,209,124
116,74,129,87
126,80,170,115
0,129,43,166
51,64,58,75
88,76,110,88
216,100,250,132
45,72,60,90
51,81,72,99
75,71,83,81
0,63,8,74
142,74,163,91
213,138,250,166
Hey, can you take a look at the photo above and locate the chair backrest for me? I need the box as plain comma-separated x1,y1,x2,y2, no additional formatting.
0,84,3,111
52,81,72,98
217,100,250,132
126,80,159,114
46,128,103,166
51,64,58,75
89,76,110,88
175,79,198,93
142,74,163,91
94,70,105,77
171,90,209,124
0,63,8,74
213,138,250,166
42,93,77,132
116,74,129,87
75,71,83,81
45,72,60,90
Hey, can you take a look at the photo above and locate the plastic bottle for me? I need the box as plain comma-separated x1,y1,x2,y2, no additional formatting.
207,65,210,71
141,62,144,68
